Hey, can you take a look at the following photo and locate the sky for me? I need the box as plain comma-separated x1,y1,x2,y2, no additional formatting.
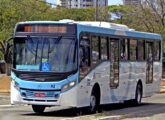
46,0,123,6
109,0,123,5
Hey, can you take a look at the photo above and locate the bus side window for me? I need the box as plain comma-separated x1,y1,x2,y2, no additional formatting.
79,34,91,79
154,41,161,61
129,40,137,61
92,36,100,65
138,40,145,61
101,37,108,60
80,45,90,69
120,39,128,61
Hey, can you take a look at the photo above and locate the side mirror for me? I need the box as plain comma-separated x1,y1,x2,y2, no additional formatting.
5,36,14,63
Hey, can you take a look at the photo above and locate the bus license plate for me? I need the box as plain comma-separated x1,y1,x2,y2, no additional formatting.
34,93,45,97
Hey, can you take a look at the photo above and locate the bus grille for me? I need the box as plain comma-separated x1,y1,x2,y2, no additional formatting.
20,89,60,99
12,69,70,82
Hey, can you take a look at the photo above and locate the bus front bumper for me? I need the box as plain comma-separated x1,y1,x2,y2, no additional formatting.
11,83,78,107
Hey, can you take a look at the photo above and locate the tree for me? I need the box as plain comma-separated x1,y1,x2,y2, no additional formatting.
121,0,165,54
0,0,54,60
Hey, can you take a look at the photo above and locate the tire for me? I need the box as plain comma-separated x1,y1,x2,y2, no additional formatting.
133,84,142,105
89,93,97,113
32,105,45,113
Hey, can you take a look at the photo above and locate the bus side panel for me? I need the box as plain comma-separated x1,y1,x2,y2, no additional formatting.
143,62,162,97
77,62,111,108
98,62,111,104
153,62,162,93
77,71,93,107
131,62,146,98
119,62,146,101
119,62,133,100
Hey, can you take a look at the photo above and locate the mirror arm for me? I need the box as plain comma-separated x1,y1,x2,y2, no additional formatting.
5,36,14,63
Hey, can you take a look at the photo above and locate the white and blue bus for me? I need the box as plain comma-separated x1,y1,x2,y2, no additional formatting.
6,20,162,113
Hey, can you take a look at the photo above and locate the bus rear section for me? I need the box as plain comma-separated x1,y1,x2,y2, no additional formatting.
76,24,162,111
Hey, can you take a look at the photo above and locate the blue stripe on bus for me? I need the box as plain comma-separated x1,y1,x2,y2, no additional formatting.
77,24,116,36
77,24,162,40
11,71,79,91
14,22,162,41
125,31,162,40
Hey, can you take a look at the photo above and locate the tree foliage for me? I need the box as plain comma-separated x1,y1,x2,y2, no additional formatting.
0,0,110,60
108,1,165,58
1,0,165,60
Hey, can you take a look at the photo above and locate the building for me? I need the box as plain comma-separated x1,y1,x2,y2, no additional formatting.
57,0,68,8
123,0,140,7
57,0,108,8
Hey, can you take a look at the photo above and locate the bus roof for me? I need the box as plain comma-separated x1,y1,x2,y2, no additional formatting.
15,20,162,40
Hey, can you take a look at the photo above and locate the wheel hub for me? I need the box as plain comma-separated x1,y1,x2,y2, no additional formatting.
90,95,96,111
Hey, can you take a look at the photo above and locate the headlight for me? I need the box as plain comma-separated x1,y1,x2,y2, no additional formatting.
11,79,20,90
61,80,76,92
69,81,76,87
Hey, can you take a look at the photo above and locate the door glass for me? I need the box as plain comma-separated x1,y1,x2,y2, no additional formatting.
146,42,153,84
79,33,91,81
129,40,137,61
110,40,119,88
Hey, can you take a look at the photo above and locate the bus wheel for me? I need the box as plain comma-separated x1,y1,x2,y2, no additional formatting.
89,93,97,113
133,84,142,105
32,105,45,113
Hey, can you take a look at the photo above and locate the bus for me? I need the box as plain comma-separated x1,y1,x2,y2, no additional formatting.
5,20,162,113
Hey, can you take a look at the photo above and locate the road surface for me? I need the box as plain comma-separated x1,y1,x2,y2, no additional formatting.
1,93,165,120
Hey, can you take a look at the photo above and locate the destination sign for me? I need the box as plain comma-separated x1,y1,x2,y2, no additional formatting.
16,24,75,34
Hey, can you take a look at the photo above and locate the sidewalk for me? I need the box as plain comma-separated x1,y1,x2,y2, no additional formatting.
0,74,10,93
159,79,165,93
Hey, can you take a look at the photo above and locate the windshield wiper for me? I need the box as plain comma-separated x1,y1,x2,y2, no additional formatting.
25,35,35,55
48,36,62,54
25,35,40,64
35,39,39,64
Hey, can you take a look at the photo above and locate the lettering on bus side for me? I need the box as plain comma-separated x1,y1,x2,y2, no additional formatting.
87,79,91,86
51,84,56,88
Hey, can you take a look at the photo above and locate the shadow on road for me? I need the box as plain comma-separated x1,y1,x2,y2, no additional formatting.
22,102,165,119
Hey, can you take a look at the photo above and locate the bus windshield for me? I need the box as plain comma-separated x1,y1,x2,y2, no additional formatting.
13,37,77,73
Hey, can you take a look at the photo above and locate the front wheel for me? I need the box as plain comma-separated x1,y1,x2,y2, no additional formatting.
133,84,142,105
32,105,45,113
89,94,97,113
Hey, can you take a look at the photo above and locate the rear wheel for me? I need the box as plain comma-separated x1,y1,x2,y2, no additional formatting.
133,84,142,105
32,105,45,113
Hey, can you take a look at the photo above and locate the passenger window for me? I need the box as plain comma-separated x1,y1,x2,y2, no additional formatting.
138,40,145,61
80,44,90,67
101,37,108,60
154,41,160,61
120,39,128,61
79,33,91,80
129,40,137,61
146,42,153,84
92,36,100,65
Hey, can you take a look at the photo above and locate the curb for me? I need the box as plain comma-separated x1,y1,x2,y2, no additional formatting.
158,90,165,94
0,90,10,93
98,116,121,120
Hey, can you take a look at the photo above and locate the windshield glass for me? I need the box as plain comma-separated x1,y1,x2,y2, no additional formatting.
13,37,77,72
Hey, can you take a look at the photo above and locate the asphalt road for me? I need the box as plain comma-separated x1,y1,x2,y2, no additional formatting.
1,93,165,120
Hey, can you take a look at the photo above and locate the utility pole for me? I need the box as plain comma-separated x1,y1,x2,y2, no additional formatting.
95,0,98,21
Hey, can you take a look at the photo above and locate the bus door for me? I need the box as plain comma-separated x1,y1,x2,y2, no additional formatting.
146,42,153,84
109,39,120,100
